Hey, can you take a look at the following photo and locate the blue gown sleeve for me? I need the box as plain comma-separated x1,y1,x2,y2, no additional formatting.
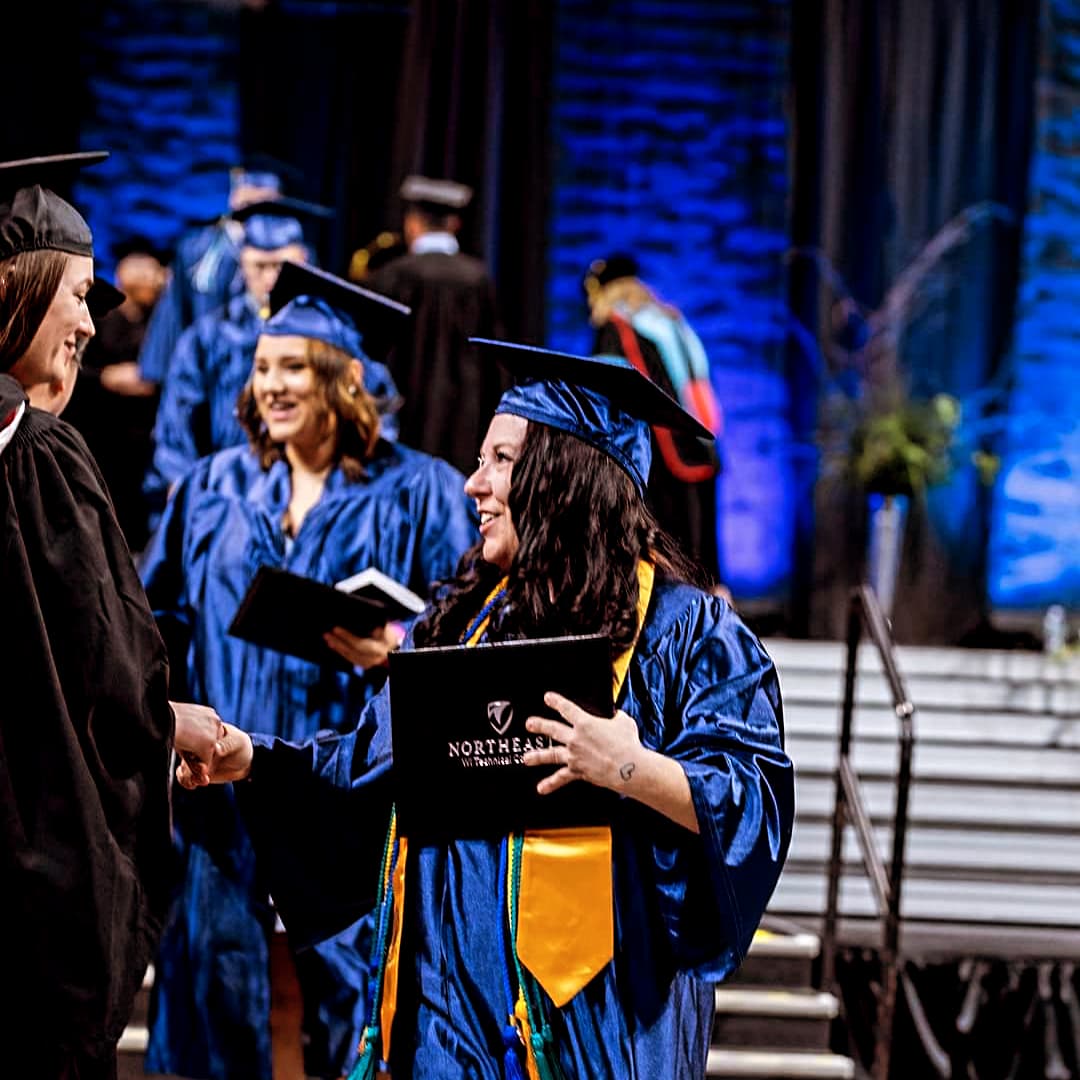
633,594,794,981
138,273,185,386
148,319,212,491
235,692,395,949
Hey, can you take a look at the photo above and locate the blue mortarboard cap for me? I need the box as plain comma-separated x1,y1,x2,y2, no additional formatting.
0,151,108,261
232,197,333,252
230,153,305,198
266,261,411,361
474,338,713,493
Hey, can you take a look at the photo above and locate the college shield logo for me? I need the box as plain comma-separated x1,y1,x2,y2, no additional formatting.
487,700,513,735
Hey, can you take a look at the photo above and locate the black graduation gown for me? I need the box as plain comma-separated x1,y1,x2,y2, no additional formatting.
370,251,508,475
0,377,175,1078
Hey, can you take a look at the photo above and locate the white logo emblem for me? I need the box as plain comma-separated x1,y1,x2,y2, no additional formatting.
487,700,513,735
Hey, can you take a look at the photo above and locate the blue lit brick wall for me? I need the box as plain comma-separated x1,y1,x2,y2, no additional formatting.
987,0,1080,616
546,0,794,600
72,0,242,281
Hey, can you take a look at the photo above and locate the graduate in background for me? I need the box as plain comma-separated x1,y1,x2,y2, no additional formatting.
145,197,320,507
368,174,508,475
0,151,224,1080
585,253,725,585
142,262,478,1080
175,341,794,1079
137,153,314,389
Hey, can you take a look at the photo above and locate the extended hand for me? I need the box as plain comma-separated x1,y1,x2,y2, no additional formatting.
324,623,403,670
522,691,643,794
171,700,227,784
175,722,254,789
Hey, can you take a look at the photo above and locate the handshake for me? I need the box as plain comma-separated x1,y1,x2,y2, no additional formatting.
171,701,254,788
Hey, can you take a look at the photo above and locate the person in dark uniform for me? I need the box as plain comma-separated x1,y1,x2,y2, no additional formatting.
584,253,725,586
368,174,508,475
0,151,225,1080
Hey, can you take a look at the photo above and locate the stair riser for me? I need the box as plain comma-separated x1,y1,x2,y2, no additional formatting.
731,954,816,987
713,1014,832,1051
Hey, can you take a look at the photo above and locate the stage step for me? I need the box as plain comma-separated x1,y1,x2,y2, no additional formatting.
709,924,856,1079
713,988,838,1050
707,1047,856,1078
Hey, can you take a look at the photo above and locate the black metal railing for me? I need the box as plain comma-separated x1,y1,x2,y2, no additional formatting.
819,585,917,1080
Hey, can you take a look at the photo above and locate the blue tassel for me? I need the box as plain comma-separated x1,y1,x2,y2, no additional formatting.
502,1022,528,1080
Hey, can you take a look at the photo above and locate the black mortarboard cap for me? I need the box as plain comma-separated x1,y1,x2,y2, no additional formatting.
86,278,125,320
0,151,108,261
267,261,411,361
583,253,640,299
473,338,712,493
399,174,473,212
111,233,171,266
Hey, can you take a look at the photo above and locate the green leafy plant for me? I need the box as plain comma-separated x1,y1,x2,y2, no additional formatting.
792,201,1010,499
849,392,960,496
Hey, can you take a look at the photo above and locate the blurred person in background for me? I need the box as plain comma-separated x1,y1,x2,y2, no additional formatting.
137,153,315,390
368,174,507,476
584,253,725,589
64,234,169,551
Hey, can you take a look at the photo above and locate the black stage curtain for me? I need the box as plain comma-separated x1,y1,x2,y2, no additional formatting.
788,0,1039,644
238,0,553,344
0,1,100,163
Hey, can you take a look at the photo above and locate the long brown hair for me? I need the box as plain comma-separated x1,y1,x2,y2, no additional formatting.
0,250,68,373
413,420,708,649
235,336,381,480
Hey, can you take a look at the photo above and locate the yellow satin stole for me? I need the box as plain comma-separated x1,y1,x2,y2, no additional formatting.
379,560,655,1054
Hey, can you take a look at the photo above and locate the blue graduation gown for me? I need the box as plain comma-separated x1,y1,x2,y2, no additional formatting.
237,580,795,1079
138,220,244,386
140,441,478,1079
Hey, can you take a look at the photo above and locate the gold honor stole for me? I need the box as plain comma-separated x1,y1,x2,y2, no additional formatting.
378,560,655,1059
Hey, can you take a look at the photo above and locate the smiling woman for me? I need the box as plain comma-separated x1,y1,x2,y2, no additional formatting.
0,151,228,1080
3,251,96,414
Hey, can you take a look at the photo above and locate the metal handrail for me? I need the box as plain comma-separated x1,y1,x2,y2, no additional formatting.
819,585,917,1080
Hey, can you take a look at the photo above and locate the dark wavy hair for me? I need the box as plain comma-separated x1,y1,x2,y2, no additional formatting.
413,420,708,649
235,337,381,479
0,250,68,373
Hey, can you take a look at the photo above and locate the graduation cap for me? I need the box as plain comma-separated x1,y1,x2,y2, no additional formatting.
473,338,713,493
583,253,640,300
230,152,305,200
265,260,411,361
399,174,473,213
111,234,171,266
0,151,108,261
86,278,125,320
231,197,334,252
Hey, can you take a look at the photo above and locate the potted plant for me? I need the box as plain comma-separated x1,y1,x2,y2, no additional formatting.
795,202,1008,617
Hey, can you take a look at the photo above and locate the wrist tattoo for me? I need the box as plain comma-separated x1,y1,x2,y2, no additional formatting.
619,762,636,782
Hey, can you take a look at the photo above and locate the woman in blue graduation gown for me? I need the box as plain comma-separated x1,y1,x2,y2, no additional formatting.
176,341,795,1079
142,268,478,1080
